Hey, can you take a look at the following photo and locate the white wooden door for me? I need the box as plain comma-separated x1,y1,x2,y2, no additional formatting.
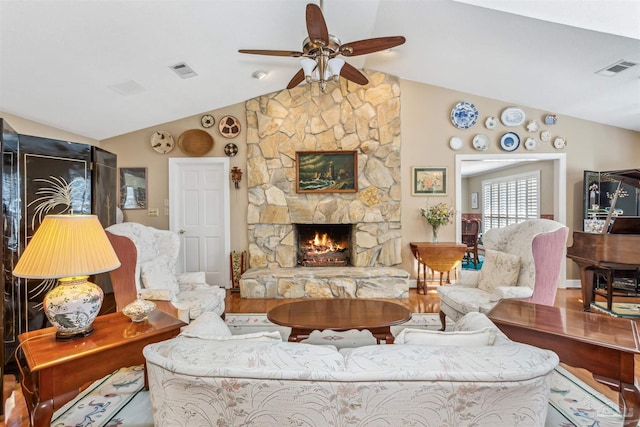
169,158,230,287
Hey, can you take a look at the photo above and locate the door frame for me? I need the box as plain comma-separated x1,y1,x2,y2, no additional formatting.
455,152,567,287
168,157,231,286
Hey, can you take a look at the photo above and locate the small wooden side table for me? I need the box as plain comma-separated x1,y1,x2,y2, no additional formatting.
17,310,185,427
410,242,466,294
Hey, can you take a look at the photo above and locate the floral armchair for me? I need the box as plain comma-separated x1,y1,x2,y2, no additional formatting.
105,222,225,321
437,219,569,330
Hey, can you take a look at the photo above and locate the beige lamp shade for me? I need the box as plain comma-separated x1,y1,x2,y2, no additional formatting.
13,214,121,279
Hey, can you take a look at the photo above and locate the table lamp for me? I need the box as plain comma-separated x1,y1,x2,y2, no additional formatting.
13,214,121,340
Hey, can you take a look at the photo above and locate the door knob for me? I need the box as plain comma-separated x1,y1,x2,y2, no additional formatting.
179,229,186,235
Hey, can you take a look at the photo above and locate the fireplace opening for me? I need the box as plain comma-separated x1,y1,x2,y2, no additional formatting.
295,224,352,267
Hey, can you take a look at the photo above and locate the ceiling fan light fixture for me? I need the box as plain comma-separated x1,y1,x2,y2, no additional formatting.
328,58,345,81
301,58,317,82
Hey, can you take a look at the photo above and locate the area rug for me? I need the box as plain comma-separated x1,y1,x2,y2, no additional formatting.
51,364,625,427
462,253,484,270
224,312,452,345
591,301,640,318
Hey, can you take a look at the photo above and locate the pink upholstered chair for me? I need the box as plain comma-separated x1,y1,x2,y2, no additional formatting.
437,219,569,330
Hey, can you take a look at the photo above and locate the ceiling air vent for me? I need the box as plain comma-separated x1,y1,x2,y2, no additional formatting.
170,62,198,79
596,60,638,77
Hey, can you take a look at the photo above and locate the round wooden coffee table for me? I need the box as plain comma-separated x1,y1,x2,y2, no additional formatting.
267,299,411,344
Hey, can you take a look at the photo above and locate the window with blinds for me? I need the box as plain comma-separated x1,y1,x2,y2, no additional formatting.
482,170,540,233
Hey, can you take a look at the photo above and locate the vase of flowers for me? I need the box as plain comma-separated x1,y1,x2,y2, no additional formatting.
420,202,455,243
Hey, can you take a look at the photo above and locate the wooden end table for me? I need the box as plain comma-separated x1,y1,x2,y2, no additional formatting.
17,310,186,427
488,299,640,427
410,242,466,293
267,299,411,344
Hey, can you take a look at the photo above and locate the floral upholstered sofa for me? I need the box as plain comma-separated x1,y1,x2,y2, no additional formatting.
143,312,558,426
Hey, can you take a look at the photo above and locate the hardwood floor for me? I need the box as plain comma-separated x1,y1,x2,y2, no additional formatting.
0,286,633,426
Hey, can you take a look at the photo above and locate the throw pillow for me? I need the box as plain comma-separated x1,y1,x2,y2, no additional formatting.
394,327,496,346
140,255,179,293
477,249,521,293
180,312,231,338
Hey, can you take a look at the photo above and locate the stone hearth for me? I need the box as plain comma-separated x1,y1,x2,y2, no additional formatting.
240,267,409,299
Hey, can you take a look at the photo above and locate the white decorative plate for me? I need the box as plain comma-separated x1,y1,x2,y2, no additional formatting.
472,134,490,151
525,137,538,150
500,132,520,151
540,130,551,142
553,137,567,149
451,102,479,129
500,107,526,126
485,117,497,129
449,136,463,151
526,120,539,132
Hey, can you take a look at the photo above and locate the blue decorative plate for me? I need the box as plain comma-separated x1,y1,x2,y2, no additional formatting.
500,132,520,151
451,102,479,129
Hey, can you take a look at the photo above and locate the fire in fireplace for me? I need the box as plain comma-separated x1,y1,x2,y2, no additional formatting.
295,224,352,267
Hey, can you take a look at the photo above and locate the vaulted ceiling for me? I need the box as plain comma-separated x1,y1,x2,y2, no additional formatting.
1,0,638,140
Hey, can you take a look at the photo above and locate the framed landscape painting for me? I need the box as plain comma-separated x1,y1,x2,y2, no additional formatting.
412,167,447,196
296,151,358,193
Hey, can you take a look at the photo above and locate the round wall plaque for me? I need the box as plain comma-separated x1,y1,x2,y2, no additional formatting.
219,115,241,138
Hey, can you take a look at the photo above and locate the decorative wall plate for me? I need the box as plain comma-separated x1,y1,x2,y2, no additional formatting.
540,130,551,142
500,107,525,126
150,131,175,154
526,120,539,132
472,134,490,151
178,129,214,156
485,117,497,129
524,137,538,150
450,102,479,129
449,136,463,151
500,132,520,151
219,115,241,138
545,114,558,125
553,137,567,149
224,142,239,157
201,114,215,128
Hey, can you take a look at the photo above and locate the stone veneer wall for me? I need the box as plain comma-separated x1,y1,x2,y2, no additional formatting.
245,71,402,269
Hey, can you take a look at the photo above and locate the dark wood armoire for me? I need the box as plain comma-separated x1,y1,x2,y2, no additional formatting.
0,118,117,398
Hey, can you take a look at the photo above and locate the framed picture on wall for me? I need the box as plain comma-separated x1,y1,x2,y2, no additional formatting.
295,151,358,193
412,167,447,196
119,167,148,209
471,192,479,209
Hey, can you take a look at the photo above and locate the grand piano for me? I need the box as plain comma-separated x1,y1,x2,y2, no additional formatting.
567,168,640,310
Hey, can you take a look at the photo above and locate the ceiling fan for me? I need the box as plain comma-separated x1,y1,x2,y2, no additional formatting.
239,3,406,91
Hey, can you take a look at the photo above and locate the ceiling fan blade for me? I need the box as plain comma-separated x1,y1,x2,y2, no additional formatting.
340,63,368,86
238,49,304,57
340,36,406,57
306,3,329,44
287,69,306,89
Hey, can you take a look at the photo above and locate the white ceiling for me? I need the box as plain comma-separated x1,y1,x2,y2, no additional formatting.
1,0,639,141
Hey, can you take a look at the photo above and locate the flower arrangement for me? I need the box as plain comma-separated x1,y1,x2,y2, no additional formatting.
420,202,455,243
420,202,455,227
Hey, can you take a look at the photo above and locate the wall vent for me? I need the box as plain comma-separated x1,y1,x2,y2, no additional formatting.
169,62,198,79
596,59,638,77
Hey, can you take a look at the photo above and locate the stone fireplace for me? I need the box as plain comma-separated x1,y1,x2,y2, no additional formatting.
240,71,409,299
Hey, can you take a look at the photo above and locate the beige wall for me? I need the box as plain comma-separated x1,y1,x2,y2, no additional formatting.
0,111,100,146
101,103,249,252
398,80,639,280
10,78,640,281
